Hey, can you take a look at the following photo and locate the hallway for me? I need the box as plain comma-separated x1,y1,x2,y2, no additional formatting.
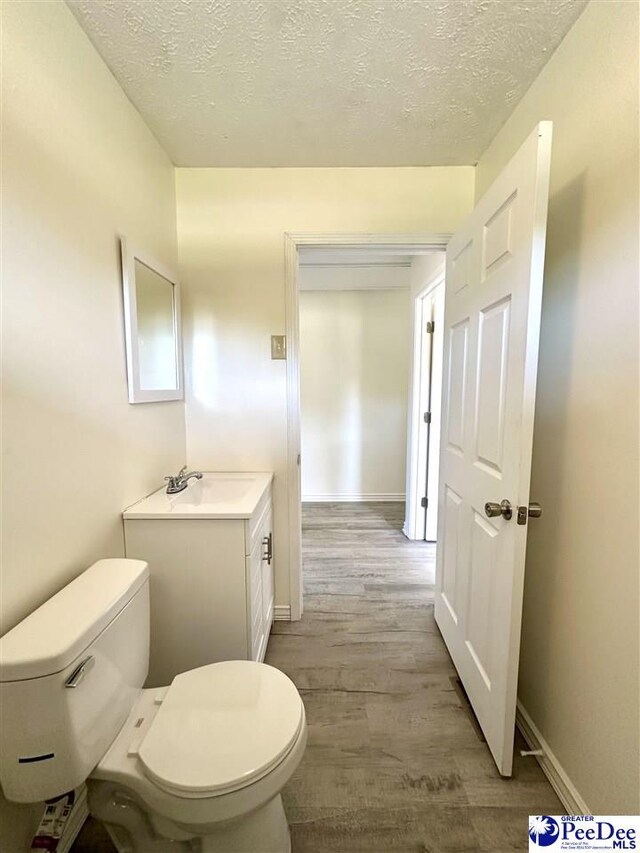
266,502,562,852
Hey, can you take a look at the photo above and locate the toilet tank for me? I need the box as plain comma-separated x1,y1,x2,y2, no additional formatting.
0,559,149,802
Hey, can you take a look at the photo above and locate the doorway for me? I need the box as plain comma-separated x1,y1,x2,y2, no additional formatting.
284,233,450,620
282,124,554,784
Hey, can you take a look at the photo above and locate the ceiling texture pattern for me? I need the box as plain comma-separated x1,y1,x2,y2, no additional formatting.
66,0,586,167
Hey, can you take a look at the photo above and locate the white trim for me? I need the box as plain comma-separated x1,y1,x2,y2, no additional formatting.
288,234,452,250
414,269,447,299
302,493,405,503
120,237,184,404
285,233,451,622
274,605,291,621
300,283,409,293
301,261,412,269
516,700,590,815
284,234,302,621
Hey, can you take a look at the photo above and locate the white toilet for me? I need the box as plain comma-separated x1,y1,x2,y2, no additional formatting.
0,559,307,852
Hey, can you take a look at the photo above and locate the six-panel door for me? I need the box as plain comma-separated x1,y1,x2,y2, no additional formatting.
435,122,553,776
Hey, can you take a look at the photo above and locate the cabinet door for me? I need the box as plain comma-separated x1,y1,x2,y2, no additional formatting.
261,509,274,631
248,536,264,661
125,518,248,685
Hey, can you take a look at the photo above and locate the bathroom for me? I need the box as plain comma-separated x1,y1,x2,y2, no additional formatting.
1,1,639,851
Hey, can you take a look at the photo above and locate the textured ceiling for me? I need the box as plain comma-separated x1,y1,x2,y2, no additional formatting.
66,0,586,167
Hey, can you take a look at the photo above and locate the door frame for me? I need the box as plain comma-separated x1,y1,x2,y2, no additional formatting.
404,270,445,541
284,232,451,620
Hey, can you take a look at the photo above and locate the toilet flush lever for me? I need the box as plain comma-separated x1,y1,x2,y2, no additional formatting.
65,656,95,688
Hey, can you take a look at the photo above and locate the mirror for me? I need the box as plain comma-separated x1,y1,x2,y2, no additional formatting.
120,238,184,403
134,260,177,391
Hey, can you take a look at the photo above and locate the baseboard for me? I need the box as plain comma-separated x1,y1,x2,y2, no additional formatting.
516,700,589,815
302,493,405,503
274,605,291,621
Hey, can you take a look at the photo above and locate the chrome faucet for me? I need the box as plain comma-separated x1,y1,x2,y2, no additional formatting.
165,466,203,494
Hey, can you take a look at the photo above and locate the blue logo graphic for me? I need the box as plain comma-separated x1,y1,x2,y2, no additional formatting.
529,816,560,847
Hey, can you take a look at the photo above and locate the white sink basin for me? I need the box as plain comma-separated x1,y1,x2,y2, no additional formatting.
173,478,253,506
123,472,273,519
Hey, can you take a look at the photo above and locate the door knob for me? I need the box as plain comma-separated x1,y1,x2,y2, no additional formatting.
484,500,513,520
517,502,542,525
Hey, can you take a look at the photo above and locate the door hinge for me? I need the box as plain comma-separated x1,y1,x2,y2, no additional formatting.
421,497,428,508
426,321,435,334
423,411,432,424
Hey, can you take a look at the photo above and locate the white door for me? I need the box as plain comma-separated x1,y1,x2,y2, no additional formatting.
405,275,444,542
422,284,444,541
413,284,445,541
435,121,553,776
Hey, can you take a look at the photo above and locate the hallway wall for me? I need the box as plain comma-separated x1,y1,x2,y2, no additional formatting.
300,286,411,501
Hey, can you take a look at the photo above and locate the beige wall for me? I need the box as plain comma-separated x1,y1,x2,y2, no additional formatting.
1,0,185,840
476,0,640,813
299,285,411,500
2,0,185,631
176,167,475,609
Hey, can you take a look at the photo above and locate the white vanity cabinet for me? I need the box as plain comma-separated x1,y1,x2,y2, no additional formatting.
123,473,274,687
246,497,274,662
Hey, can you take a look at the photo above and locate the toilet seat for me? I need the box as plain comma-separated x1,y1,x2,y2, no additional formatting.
137,661,304,798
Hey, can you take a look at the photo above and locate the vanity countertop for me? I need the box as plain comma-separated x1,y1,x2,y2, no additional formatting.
123,472,273,520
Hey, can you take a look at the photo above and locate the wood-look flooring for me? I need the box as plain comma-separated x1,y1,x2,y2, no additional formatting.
266,502,562,852
72,502,561,852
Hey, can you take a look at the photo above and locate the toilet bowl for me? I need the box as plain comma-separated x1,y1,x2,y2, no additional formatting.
90,661,307,851
0,559,306,853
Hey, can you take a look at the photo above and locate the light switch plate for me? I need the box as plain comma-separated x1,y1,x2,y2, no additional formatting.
271,335,287,360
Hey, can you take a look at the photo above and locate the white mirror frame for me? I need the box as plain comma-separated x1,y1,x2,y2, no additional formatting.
120,237,184,403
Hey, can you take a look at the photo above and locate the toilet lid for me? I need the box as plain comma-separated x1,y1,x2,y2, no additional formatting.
138,661,304,796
